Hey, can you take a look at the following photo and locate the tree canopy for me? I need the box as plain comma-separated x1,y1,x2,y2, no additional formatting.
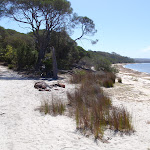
1,0,73,70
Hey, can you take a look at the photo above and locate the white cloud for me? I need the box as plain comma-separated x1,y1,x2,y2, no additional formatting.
141,46,150,52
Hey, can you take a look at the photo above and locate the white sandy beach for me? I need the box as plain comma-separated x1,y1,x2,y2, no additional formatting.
0,64,150,150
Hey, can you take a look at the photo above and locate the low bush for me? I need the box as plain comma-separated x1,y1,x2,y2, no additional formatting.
8,64,14,69
70,69,116,87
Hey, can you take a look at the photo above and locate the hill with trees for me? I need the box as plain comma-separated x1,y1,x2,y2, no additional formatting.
78,50,134,72
0,26,88,72
134,58,150,63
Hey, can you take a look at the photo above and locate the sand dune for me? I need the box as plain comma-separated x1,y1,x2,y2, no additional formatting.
0,64,150,150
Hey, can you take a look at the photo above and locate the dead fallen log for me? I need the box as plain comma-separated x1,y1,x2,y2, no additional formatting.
55,83,65,88
34,81,65,91
34,81,50,89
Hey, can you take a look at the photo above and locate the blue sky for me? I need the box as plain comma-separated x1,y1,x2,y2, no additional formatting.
1,0,150,58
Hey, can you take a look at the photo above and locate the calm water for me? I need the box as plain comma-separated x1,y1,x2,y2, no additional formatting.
124,63,150,74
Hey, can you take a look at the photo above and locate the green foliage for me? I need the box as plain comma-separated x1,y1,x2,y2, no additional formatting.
0,25,133,73
95,57,112,72
8,64,14,69
16,44,37,70
72,14,97,42
50,31,87,69
1,0,98,71
0,26,37,70
79,50,134,73
0,26,88,71
0,47,5,61
90,51,134,64
1,0,73,70
4,45,16,64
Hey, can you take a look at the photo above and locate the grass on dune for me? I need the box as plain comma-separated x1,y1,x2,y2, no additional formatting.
68,70,134,139
37,69,134,140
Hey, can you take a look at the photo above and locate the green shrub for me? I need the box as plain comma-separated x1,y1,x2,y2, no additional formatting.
4,45,16,64
8,64,14,69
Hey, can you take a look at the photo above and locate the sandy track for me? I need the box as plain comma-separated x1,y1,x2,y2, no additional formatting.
1,64,150,150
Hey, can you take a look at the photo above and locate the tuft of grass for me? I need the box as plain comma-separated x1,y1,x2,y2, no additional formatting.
67,79,112,139
118,77,122,83
106,72,116,83
70,69,86,84
102,78,114,88
38,100,66,116
109,107,133,132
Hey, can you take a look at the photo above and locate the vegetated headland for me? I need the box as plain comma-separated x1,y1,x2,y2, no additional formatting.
134,58,150,63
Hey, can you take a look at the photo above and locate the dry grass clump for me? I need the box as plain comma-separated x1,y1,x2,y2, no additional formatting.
38,100,66,116
118,77,122,83
37,70,133,140
70,69,116,88
68,71,133,139
67,82,111,139
109,107,133,132
100,72,116,88
106,72,116,83
70,70,86,84
102,78,114,88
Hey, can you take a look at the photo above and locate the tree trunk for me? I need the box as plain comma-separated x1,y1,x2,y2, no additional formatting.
35,43,45,70
52,46,58,79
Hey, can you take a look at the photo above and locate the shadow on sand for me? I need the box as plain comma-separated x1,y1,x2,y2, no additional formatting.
0,74,65,81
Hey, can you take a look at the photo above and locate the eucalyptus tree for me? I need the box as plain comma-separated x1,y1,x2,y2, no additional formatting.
72,13,98,44
1,0,97,79
1,0,72,72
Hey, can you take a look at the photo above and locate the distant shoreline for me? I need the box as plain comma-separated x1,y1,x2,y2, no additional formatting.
114,63,150,78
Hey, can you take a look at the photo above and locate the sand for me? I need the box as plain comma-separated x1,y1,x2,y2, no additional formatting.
0,64,150,150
